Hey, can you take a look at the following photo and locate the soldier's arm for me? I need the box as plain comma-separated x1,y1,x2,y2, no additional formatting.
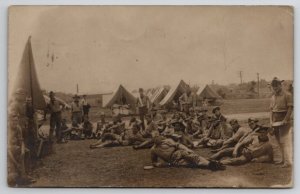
283,102,293,124
283,93,293,123
206,125,213,138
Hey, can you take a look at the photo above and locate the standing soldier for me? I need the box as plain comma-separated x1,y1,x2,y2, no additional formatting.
179,91,190,114
81,94,91,118
270,77,293,168
45,91,65,143
8,110,36,185
71,94,83,127
24,96,38,159
136,88,151,130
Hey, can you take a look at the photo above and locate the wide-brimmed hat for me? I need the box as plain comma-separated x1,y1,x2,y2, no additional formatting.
49,91,55,97
139,88,144,92
248,117,259,124
229,119,238,125
73,94,80,99
271,77,284,87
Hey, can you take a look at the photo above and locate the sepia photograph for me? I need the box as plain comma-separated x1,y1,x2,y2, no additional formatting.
7,5,293,188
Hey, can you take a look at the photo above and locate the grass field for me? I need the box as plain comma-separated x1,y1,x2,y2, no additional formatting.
30,139,292,188
220,98,270,115
31,97,292,188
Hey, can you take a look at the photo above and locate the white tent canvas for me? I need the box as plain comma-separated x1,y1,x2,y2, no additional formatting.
159,80,190,106
149,87,168,105
102,85,137,110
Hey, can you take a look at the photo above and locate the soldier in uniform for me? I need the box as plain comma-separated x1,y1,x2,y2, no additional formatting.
150,136,225,170
210,118,273,165
71,94,83,127
136,88,151,130
81,94,91,119
132,114,160,149
8,110,36,186
45,91,65,143
270,77,293,168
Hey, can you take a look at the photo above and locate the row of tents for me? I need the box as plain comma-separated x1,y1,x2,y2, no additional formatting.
10,36,222,117
102,80,223,113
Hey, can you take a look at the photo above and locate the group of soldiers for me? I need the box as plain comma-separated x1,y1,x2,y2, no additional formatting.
44,92,92,143
89,77,293,170
7,76,293,185
89,105,273,170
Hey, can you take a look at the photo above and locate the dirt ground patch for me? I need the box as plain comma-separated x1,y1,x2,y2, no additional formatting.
29,139,292,188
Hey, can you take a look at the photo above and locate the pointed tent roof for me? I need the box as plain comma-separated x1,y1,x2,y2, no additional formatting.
197,84,222,99
159,80,190,106
102,85,137,108
149,87,168,105
11,36,46,110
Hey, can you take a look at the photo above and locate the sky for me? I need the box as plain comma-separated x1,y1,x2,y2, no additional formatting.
8,6,293,94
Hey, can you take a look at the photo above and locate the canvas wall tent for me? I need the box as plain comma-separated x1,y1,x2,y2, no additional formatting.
149,87,168,105
159,80,190,107
10,36,46,111
196,84,222,102
102,85,137,109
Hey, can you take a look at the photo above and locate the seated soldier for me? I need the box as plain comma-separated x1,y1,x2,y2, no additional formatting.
221,127,273,165
194,107,232,148
82,115,93,139
89,122,145,149
211,119,251,153
194,118,224,148
150,136,225,171
90,117,132,148
210,118,273,165
89,132,124,149
185,117,205,139
94,115,110,139
162,117,194,149
126,117,147,144
132,114,160,149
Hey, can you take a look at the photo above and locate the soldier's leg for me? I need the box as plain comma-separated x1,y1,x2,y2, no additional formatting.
195,137,209,147
133,139,154,149
55,114,62,142
140,113,145,130
49,115,56,141
185,152,210,168
273,127,284,164
282,127,293,166
221,155,249,166
181,135,194,148
251,142,274,162
129,135,146,145
90,140,119,149
210,147,235,160
279,125,292,167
